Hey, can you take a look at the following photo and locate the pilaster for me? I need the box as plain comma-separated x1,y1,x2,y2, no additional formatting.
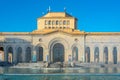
99,46,103,63
90,46,94,63
108,46,113,64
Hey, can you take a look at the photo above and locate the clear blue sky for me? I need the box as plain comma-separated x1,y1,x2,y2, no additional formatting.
0,0,120,32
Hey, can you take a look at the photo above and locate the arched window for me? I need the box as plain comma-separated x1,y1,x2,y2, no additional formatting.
17,47,22,63
56,20,59,25
48,20,51,25
7,47,13,63
94,47,99,63
52,21,55,25
0,47,4,61
72,46,78,61
63,20,66,25
37,46,43,61
53,43,64,62
26,47,31,62
85,47,90,63
113,47,117,64
104,47,108,64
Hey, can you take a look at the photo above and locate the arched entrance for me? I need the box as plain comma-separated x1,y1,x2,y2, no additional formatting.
7,47,13,63
53,43,64,62
25,47,31,62
0,47,4,61
94,47,99,63
37,46,43,61
72,46,78,61
17,47,22,63
85,47,90,63
104,47,108,64
113,47,117,64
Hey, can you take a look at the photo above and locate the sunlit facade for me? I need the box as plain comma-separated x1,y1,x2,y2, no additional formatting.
0,12,120,64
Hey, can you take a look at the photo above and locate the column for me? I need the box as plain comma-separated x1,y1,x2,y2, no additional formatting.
50,49,53,62
65,48,70,62
90,46,94,63
99,46,103,63
43,49,49,62
22,47,26,62
67,48,72,62
108,46,113,64
117,46,120,64
79,46,84,62
13,46,17,64
4,46,7,62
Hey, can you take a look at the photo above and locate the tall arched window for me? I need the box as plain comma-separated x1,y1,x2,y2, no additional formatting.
113,47,117,64
17,47,22,63
37,46,43,61
53,43,64,62
94,47,99,63
72,46,78,61
7,47,13,63
56,20,59,25
104,47,108,64
0,47,4,61
52,21,55,25
85,47,90,63
26,47,31,62
48,20,51,25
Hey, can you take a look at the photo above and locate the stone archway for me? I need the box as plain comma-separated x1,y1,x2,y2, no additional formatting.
36,46,43,61
49,38,69,62
53,43,64,62
113,47,117,64
0,47,4,61
104,47,108,64
25,47,31,62
94,47,99,63
7,47,13,63
85,47,90,63
17,47,22,63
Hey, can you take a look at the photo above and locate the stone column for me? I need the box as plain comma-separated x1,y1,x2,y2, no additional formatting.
108,46,113,64
99,46,103,63
67,48,72,63
117,46,120,64
90,46,94,63
4,46,7,62
43,49,49,62
79,46,84,62
22,46,26,62
13,46,17,64
50,49,53,62
65,48,68,62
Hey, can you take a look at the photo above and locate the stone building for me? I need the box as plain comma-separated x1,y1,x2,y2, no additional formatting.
0,11,120,64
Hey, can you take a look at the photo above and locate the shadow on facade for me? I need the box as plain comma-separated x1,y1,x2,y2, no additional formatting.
0,37,33,66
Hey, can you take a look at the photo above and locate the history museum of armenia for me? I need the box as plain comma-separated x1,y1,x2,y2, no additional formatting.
0,10,120,65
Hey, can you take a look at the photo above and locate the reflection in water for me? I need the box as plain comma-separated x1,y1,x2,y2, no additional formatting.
1,75,120,80
0,68,120,80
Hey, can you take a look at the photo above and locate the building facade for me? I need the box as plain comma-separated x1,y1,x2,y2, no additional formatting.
0,12,120,64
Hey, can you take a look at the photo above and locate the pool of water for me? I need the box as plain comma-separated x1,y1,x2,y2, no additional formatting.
0,67,120,80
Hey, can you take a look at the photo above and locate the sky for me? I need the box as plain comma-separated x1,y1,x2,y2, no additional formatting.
0,0,120,32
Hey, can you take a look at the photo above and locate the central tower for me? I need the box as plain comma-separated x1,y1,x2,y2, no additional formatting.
37,12,77,30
